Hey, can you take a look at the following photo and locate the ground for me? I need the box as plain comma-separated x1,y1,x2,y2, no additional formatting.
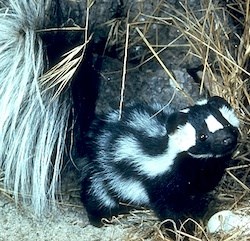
0,194,134,241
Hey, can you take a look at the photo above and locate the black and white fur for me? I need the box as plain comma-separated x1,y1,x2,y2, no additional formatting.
81,96,239,227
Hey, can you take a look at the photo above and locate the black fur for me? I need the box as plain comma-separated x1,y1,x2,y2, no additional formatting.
80,96,239,228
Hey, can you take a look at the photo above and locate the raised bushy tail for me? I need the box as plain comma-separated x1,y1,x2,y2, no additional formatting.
0,0,71,215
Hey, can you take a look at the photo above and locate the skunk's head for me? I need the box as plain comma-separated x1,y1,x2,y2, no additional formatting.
167,96,239,158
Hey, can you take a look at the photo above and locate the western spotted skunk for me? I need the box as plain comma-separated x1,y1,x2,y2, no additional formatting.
81,96,239,227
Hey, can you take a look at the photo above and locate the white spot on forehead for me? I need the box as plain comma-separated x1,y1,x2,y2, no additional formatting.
219,106,239,128
205,115,223,133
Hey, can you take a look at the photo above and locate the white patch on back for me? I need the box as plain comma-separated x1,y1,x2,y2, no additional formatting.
113,135,175,177
205,115,223,133
196,99,208,105
219,106,239,128
113,123,196,177
151,103,175,116
126,110,167,137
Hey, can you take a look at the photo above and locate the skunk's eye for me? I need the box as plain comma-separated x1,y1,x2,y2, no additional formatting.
199,134,208,141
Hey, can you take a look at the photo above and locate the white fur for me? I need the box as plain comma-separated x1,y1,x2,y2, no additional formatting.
112,122,196,177
188,153,214,158
90,171,149,208
219,106,239,128
90,176,117,208
180,108,190,113
0,0,71,215
196,99,208,105
205,115,224,133
127,110,167,137
151,103,175,117
169,123,196,152
113,135,174,177
106,110,120,122
109,177,149,205
97,131,113,149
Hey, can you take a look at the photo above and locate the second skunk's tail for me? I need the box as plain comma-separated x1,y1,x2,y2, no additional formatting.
0,0,71,215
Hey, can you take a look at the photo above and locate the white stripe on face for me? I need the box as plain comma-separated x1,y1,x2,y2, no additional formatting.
205,115,223,133
219,106,239,128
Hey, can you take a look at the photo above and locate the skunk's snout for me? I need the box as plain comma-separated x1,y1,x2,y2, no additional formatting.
222,136,234,146
213,127,238,153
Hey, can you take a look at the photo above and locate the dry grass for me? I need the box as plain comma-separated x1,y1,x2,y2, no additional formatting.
0,0,250,240
39,0,95,100
99,0,250,240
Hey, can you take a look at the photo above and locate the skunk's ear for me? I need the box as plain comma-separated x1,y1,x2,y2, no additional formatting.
167,112,188,134
207,96,231,109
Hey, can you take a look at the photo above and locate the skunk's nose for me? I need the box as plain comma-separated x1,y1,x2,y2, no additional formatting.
222,136,234,146
219,132,237,147
213,127,238,154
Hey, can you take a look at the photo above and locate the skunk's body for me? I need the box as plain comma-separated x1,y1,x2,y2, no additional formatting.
81,96,239,226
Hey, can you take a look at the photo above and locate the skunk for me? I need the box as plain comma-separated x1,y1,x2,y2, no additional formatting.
81,96,239,227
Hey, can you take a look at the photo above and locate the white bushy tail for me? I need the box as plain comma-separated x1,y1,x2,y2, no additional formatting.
0,0,71,215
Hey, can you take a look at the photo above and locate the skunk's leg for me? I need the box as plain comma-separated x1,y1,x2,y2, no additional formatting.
149,191,210,233
81,176,121,227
